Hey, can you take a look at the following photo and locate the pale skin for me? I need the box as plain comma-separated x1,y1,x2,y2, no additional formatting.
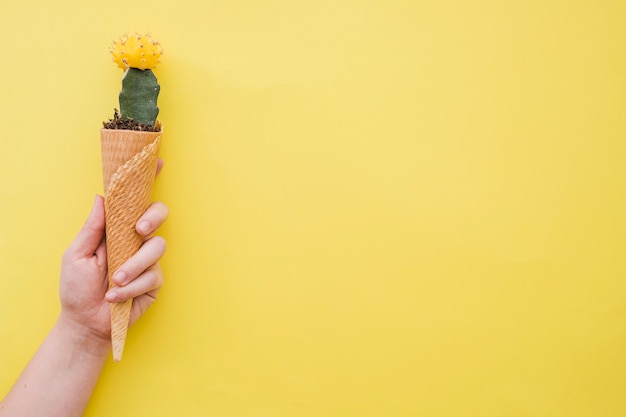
0,162,168,417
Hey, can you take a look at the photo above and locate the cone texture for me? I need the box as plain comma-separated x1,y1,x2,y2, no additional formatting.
100,125,162,361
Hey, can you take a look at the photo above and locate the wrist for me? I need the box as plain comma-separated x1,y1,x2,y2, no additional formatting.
55,314,111,359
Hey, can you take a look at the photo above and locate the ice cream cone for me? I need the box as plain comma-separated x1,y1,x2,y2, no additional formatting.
100,123,162,361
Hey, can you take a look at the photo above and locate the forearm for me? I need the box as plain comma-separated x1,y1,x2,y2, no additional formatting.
0,316,110,417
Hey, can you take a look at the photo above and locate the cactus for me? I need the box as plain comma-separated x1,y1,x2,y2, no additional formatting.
119,68,160,125
109,33,163,128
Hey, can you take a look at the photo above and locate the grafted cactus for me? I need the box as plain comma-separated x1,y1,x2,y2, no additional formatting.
109,33,163,127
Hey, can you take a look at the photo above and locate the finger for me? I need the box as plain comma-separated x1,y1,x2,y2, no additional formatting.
106,264,163,303
111,236,166,287
63,195,106,261
136,201,169,236
156,158,164,176
129,291,160,325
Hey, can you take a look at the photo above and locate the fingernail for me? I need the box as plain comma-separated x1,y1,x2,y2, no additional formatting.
113,270,126,285
137,220,151,235
105,290,118,302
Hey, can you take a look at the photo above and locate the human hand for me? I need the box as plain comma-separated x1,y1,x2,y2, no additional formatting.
58,193,168,345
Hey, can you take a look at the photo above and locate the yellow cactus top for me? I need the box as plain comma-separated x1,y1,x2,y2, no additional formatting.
110,33,163,71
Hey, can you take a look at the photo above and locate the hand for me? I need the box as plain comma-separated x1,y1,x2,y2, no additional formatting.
59,195,168,344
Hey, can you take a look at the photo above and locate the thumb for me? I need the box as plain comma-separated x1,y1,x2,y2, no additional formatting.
64,195,106,260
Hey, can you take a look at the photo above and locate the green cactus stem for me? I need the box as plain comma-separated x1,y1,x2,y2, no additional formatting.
119,68,160,126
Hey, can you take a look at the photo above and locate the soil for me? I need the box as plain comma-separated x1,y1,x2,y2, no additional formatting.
102,109,161,132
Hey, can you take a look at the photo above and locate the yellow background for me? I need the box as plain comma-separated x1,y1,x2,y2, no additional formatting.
1,1,625,415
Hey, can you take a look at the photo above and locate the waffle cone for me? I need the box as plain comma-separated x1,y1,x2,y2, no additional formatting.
100,123,162,361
